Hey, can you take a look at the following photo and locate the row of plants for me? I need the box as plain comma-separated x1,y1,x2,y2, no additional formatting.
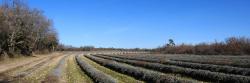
93,55,250,83
85,55,197,83
99,54,250,76
100,54,250,68
114,54,250,68
75,55,117,83
171,58,250,68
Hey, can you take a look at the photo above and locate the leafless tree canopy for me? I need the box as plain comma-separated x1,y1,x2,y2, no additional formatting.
154,37,250,55
0,0,58,57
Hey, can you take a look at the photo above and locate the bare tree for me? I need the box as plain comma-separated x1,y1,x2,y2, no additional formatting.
0,0,58,56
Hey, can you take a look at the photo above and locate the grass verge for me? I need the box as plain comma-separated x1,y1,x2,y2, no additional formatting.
65,54,93,83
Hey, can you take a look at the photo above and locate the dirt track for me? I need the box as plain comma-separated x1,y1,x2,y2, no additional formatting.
0,53,62,83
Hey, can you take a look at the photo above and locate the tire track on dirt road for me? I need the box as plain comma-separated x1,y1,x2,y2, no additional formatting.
42,53,71,83
20,53,67,83
0,53,63,83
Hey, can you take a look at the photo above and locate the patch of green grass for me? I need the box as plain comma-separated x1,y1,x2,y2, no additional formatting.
80,55,143,83
65,55,93,83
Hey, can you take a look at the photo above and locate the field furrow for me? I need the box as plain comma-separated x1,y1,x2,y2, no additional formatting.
171,59,250,68
1,52,249,83
76,55,117,83
98,54,250,76
79,55,143,83
85,55,200,83
93,54,250,83
65,54,93,83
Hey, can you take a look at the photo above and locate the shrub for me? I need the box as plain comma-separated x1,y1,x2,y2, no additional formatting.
154,37,250,55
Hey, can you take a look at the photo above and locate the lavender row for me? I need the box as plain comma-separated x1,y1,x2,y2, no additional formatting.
75,55,117,83
100,54,250,76
86,55,196,83
94,54,250,83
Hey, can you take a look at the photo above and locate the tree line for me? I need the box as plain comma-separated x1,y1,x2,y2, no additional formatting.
154,37,250,55
0,0,58,57
57,44,150,52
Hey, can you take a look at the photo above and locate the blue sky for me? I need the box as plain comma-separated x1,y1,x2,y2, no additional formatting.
28,0,250,48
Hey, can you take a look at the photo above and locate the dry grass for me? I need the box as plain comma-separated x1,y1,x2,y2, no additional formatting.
65,54,93,83
20,54,65,83
42,75,61,83
42,54,69,83
6,56,50,76
0,52,61,74
0,56,45,73
0,53,62,82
